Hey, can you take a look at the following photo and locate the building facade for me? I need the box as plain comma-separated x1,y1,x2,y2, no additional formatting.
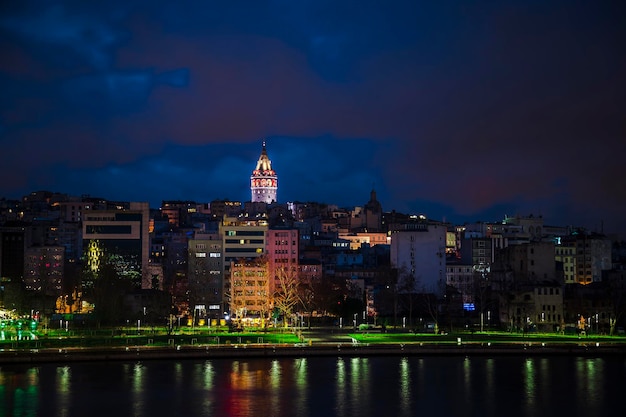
187,233,224,323
390,223,447,296
229,258,271,325
24,245,64,296
220,216,269,313
266,227,299,295
573,233,612,284
0,222,31,282
555,239,576,284
82,202,150,290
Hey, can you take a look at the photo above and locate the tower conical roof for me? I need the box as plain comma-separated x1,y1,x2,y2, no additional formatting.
255,140,273,172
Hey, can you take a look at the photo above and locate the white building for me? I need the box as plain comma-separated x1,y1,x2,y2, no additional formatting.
390,223,447,296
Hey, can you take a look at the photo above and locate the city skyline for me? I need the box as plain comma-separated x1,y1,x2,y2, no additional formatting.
1,1,625,238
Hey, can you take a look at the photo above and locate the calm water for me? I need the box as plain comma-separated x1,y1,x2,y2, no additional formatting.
1,355,625,417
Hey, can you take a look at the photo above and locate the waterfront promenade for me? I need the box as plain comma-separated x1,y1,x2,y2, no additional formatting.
2,327,626,364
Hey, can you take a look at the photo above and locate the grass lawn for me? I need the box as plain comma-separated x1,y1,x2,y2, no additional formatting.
348,330,626,346
3,326,626,350
0,327,302,349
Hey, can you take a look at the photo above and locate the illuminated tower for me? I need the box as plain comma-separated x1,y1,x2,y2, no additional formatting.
250,141,278,203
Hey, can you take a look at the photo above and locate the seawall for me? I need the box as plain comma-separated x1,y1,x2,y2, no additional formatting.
2,342,624,364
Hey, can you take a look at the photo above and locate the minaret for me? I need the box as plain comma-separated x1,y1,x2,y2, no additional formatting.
250,140,278,203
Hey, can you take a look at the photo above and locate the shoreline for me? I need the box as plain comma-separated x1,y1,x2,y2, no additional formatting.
2,341,625,364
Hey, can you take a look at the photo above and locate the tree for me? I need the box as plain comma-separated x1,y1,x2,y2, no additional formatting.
396,266,418,327
1,278,29,314
417,278,447,334
273,265,303,326
473,266,494,332
298,280,315,329
309,272,343,320
418,292,440,334
32,251,59,316
62,260,84,313
371,265,399,326
336,296,364,326
89,256,133,327
607,275,626,335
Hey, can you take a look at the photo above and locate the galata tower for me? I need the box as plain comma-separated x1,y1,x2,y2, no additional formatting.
250,141,277,203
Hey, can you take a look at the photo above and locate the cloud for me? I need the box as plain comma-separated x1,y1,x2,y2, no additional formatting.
60,68,189,115
0,0,624,239
0,2,129,70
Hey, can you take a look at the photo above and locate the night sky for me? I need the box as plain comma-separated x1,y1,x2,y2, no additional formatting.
1,1,624,237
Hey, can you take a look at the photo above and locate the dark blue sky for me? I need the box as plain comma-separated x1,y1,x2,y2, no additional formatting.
1,1,624,237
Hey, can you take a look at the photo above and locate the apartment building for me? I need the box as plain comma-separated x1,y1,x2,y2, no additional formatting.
390,223,447,296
